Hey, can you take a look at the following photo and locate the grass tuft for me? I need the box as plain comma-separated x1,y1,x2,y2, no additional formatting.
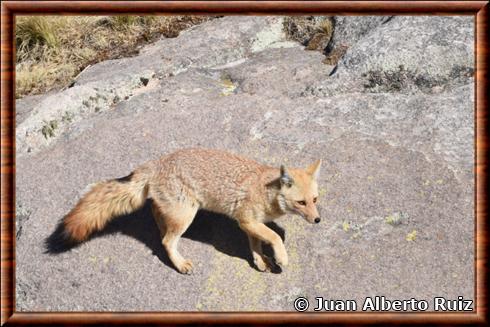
283,16,334,52
15,16,214,98
16,16,60,53
108,15,139,30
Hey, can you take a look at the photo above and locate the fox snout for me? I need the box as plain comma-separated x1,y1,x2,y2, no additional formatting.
298,204,321,224
303,215,321,224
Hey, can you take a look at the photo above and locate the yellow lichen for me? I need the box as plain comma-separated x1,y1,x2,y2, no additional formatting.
406,230,417,241
198,249,266,310
385,215,395,225
220,76,237,96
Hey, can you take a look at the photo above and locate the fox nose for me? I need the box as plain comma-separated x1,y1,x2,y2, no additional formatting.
314,217,321,224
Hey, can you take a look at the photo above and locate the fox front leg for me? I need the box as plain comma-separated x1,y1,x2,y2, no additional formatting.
239,221,288,268
247,235,274,272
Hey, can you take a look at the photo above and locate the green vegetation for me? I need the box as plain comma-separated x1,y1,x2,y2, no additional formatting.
41,120,58,139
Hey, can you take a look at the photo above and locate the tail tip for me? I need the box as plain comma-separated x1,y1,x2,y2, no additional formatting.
44,221,79,254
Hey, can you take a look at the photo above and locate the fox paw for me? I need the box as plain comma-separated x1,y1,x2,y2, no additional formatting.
254,255,274,272
274,251,288,268
177,260,194,274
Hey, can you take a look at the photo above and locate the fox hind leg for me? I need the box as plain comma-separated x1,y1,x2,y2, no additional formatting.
152,200,198,274
151,202,167,238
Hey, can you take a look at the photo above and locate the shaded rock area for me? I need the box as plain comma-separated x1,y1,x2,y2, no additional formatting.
16,16,474,311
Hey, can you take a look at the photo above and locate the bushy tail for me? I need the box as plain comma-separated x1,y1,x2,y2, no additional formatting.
61,170,149,243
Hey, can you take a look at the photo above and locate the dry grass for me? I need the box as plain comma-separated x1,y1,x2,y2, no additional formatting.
15,15,213,98
323,45,348,65
283,16,334,51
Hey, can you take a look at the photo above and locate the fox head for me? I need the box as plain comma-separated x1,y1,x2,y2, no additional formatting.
277,159,322,224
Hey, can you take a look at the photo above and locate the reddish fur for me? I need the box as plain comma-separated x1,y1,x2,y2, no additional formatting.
62,171,148,242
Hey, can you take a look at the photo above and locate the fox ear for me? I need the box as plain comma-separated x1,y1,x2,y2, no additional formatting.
280,165,294,187
306,159,322,180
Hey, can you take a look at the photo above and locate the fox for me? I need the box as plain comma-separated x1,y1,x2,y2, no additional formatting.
59,148,322,274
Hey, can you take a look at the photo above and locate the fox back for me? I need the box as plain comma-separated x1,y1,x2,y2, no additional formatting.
149,148,272,217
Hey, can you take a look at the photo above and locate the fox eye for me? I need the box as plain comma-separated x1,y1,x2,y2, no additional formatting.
297,200,306,206
313,197,318,203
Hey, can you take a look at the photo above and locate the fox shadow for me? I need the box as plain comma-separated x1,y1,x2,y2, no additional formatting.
45,199,286,273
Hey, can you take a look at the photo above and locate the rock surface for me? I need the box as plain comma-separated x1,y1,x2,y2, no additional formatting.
16,16,474,311
316,16,474,96
326,16,390,56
